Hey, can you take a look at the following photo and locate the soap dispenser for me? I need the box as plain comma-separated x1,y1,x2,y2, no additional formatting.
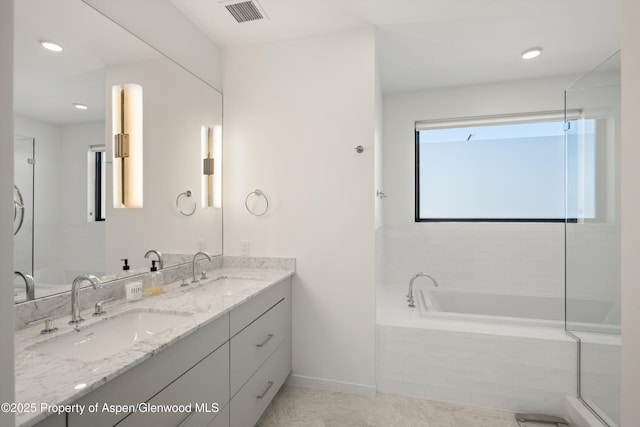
145,260,163,295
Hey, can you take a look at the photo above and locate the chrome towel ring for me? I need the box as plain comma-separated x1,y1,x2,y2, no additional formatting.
14,185,25,235
245,189,269,216
176,190,196,216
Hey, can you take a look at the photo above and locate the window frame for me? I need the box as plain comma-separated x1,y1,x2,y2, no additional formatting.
414,110,583,223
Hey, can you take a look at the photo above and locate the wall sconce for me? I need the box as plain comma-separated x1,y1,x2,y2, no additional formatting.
112,83,143,208
201,125,222,209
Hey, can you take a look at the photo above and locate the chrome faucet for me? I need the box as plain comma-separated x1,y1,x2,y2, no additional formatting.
407,272,438,308
192,251,212,284
144,249,164,270
14,271,35,301
70,274,102,324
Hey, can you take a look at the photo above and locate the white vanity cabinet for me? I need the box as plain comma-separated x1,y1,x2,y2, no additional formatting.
229,279,292,427
33,276,292,427
67,314,229,427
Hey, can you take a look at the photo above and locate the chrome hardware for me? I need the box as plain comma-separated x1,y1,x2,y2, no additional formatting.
256,334,274,348
26,316,58,335
201,270,208,280
192,251,212,284
407,273,438,308
515,413,569,425
14,271,35,301
70,275,103,324
144,249,164,270
93,298,114,316
256,381,274,399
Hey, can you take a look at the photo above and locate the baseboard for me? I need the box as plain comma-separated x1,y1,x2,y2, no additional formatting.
286,374,376,397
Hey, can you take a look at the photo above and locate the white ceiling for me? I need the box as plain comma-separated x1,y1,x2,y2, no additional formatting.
14,0,161,125
170,0,621,93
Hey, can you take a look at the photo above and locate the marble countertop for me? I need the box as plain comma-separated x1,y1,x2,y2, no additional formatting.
14,266,294,427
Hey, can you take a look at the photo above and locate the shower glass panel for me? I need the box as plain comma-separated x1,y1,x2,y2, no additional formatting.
13,136,35,302
565,51,621,426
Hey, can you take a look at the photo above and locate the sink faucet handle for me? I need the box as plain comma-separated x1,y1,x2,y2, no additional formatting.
94,297,114,316
26,316,58,335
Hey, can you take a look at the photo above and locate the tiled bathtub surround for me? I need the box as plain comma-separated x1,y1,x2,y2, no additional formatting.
14,256,294,330
376,286,577,417
376,324,577,416
381,222,565,296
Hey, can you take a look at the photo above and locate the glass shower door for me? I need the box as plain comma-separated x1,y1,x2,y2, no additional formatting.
565,51,621,426
13,136,35,302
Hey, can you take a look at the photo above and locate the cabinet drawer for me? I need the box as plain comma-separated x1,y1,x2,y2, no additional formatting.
33,414,65,427
117,342,229,427
230,296,290,396
230,278,291,337
69,313,229,427
208,404,229,427
229,339,291,427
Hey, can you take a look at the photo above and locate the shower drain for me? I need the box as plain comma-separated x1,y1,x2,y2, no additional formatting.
515,413,570,426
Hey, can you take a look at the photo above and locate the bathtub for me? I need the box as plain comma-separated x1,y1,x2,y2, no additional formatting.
419,287,620,334
375,284,578,417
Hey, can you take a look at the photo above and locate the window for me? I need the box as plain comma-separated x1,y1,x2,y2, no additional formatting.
88,146,106,222
415,112,595,222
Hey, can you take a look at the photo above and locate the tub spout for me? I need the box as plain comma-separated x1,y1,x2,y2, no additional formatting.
407,273,438,308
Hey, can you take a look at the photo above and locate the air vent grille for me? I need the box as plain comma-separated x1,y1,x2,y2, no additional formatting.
225,1,264,23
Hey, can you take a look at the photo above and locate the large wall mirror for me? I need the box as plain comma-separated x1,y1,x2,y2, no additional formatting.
13,0,223,303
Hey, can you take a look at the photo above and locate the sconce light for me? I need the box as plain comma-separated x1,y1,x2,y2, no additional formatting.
112,84,143,208
202,125,222,209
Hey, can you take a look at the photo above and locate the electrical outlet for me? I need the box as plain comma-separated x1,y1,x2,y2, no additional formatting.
240,240,250,257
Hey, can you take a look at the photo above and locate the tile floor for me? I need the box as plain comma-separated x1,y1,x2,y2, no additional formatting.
257,385,559,427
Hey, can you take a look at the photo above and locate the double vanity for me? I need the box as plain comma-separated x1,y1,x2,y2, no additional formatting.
14,257,294,427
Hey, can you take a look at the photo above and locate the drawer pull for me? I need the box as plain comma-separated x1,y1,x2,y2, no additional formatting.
256,333,274,348
177,408,196,427
256,381,274,399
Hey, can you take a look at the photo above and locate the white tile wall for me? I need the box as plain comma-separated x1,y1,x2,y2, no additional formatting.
376,325,577,416
381,223,565,296
580,338,621,426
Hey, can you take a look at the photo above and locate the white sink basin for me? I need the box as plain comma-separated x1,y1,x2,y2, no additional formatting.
199,277,266,296
28,310,191,362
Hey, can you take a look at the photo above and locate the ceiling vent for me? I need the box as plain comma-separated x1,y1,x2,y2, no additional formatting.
222,0,267,23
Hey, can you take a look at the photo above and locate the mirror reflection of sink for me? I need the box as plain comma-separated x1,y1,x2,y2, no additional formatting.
27,310,192,362
199,277,266,296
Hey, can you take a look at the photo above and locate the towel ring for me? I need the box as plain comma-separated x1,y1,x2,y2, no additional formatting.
14,185,25,236
245,189,269,216
176,190,196,216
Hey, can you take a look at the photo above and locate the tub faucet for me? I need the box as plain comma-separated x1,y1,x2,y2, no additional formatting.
70,274,102,324
14,271,35,301
407,273,438,308
144,249,164,270
192,251,212,284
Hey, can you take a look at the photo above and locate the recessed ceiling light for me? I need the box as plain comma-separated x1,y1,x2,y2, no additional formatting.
41,41,63,52
522,47,542,60
73,103,88,110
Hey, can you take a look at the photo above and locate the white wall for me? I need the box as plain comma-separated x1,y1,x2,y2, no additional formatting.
0,0,15,422
621,0,640,423
223,29,377,394
381,76,579,297
105,58,223,273
61,122,106,278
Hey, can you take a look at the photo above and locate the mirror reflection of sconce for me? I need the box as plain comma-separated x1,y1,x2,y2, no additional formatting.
201,125,222,209
112,83,143,208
